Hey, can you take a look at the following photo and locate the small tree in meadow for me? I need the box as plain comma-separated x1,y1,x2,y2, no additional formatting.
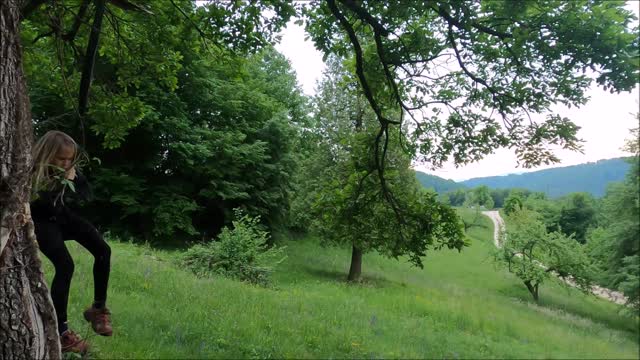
302,58,467,282
494,208,594,301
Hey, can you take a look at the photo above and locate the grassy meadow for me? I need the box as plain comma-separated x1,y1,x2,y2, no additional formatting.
45,208,639,359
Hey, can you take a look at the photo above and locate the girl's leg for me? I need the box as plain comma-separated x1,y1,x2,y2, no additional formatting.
34,221,74,334
61,213,111,306
61,212,113,336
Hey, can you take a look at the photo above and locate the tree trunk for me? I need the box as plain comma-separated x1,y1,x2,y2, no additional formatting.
346,93,365,282
524,280,539,302
347,245,363,282
0,0,61,358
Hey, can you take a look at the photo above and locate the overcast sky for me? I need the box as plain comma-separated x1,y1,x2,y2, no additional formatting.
275,3,640,181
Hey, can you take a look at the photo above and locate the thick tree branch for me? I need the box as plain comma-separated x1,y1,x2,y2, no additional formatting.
372,33,403,109
339,0,444,141
338,0,407,113
447,28,491,93
327,0,406,227
78,0,106,116
338,0,389,36
326,0,399,127
31,30,54,44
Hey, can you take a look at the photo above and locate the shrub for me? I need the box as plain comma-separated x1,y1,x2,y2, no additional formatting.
181,209,286,286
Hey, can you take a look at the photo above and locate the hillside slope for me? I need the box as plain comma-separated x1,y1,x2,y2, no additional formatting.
47,211,638,358
415,171,465,193
461,157,632,197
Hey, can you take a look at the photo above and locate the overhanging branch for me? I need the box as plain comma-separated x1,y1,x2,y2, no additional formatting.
327,0,405,227
339,0,389,36
326,0,398,127
78,0,106,116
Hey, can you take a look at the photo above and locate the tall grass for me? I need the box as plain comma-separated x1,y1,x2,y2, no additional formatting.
43,208,638,358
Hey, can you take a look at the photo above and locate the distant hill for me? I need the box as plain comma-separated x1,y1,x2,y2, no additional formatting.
415,171,466,193
460,157,633,198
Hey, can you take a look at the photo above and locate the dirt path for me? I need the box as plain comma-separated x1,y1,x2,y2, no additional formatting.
481,210,627,305
482,210,503,248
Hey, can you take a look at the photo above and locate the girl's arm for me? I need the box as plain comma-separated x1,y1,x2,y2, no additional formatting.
72,171,93,201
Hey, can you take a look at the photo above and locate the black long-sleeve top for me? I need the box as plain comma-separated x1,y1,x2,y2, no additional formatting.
30,173,92,223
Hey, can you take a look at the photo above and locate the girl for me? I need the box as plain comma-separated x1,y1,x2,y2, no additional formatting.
31,130,112,354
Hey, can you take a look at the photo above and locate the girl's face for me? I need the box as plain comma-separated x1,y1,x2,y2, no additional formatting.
51,145,75,170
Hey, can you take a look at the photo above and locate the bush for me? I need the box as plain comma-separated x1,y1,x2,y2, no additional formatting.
180,209,286,286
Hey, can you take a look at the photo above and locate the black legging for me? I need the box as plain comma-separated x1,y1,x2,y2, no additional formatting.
34,211,111,325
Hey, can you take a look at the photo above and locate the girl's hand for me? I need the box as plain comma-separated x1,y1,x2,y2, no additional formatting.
65,167,76,180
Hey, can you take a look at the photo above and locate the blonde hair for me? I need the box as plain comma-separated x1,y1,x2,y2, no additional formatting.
31,130,79,193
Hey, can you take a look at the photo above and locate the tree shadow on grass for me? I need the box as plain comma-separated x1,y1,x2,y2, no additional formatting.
301,266,395,289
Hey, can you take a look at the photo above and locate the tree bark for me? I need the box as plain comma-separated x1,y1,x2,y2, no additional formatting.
347,245,363,282
0,0,61,358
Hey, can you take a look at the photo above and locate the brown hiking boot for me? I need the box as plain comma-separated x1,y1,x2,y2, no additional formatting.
83,306,113,336
60,330,90,354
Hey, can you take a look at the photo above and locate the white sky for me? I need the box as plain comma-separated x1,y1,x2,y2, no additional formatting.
275,3,640,181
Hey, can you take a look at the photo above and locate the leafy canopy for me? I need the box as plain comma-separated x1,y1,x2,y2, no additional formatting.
301,0,638,171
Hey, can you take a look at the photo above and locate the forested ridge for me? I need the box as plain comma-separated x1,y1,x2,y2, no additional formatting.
460,157,633,197
416,156,633,198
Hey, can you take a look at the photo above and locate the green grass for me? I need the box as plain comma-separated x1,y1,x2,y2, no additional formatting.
44,208,639,359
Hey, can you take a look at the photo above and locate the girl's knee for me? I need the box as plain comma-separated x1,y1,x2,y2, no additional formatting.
96,242,111,264
55,256,75,279
88,228,111,259
103,243,111,259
